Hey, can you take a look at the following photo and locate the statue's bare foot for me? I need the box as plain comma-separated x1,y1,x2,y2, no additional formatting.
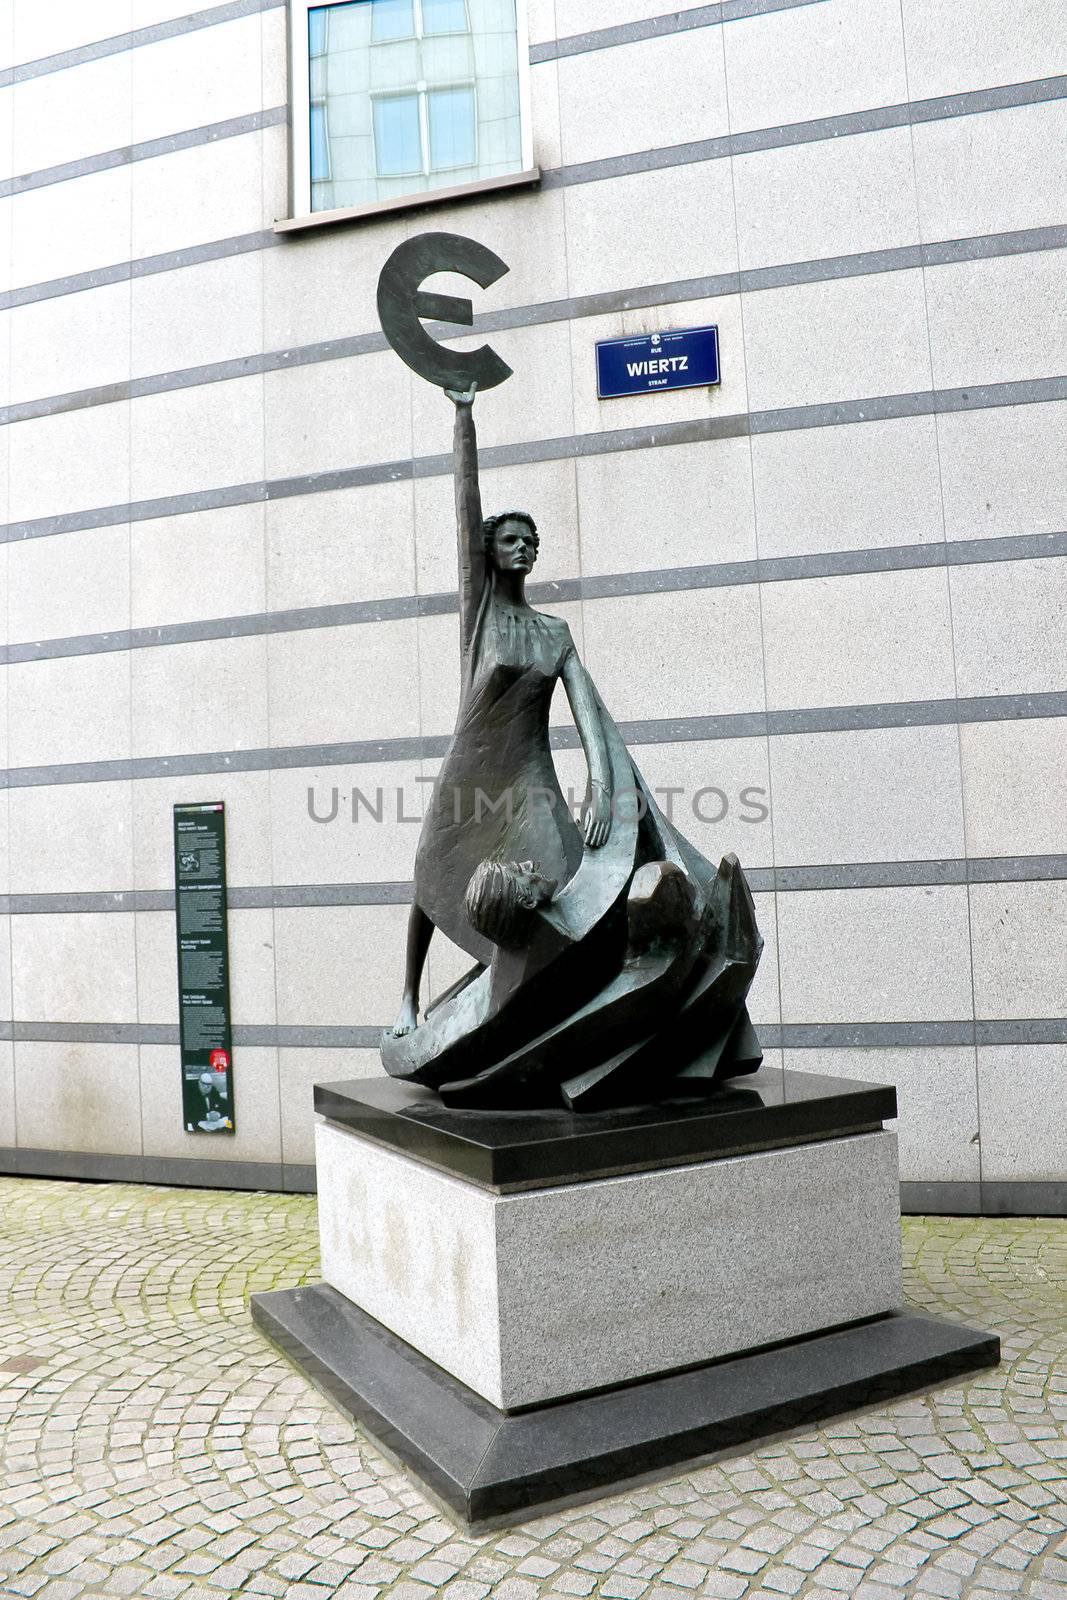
391,995,418,1037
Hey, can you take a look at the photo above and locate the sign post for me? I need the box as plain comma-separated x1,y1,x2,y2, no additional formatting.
173,802,235,1134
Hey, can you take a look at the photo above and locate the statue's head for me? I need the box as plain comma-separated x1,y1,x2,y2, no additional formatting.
483,511,538,575
465,858,555,948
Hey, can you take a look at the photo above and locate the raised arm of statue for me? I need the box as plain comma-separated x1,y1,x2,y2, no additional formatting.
562,651,613,849
446,382,485,663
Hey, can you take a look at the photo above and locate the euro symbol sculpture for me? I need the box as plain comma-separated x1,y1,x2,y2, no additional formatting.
376,232,513,392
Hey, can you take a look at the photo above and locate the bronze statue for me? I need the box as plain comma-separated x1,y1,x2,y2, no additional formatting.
390,382,612,1036
377,233,764,1111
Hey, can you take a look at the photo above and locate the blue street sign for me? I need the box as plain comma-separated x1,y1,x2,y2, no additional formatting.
596,325,720,399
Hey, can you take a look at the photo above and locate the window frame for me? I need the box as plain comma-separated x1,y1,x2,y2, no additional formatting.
286,0,536,230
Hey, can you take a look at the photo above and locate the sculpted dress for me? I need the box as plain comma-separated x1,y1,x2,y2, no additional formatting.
414,601,584,967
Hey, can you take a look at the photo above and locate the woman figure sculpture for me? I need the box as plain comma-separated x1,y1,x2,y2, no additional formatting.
376,233,763,1110
390,382,613,1039
380,385,765,1112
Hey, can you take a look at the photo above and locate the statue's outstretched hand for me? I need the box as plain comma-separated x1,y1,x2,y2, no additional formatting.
445,379,478,407
583,781,613,849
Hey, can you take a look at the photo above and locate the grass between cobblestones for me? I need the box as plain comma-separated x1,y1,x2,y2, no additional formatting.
0,1180,1063,1600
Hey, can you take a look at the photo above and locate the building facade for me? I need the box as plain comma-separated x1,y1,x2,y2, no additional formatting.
0,0,1064,1210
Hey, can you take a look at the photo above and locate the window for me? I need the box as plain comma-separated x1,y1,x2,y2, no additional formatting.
370,0,414,42
366,0,468,38
288,0,534,221
422,0,471,32
372,94,421,175
428,85,476,169
370,84,477,179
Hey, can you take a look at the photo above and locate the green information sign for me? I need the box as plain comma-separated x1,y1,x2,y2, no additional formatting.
174,802,235,1135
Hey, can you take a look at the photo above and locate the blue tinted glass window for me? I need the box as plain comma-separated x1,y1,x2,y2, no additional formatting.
371,0,415,40
422,0,468,33
373,94,422,175
308,6,328,55
310,103,330,180
428,86,475,170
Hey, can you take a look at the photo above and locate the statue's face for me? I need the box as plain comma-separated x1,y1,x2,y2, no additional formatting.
490,517,537,574
514,860,556,907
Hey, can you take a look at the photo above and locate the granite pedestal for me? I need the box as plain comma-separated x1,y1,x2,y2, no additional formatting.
251,1070,1000,1525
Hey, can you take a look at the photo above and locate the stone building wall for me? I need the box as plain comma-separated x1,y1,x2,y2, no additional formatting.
0,0,1063,1209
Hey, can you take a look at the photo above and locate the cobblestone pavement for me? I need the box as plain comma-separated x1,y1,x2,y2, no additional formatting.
0,1180,1063,1600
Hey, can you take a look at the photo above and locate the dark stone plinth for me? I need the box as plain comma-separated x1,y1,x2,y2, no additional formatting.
251,1283,1000,1528
314,1067,896,1191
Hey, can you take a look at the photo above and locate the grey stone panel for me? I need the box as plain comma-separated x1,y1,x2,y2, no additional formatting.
281,1163,318,1193
4,527,1064,666
6,378,1064,547
3,856,1065,918
541,76,1067,190
0,0,287,88
0,107,287,199
0,229,279,314
0,1153,1050,1210
2,102,1062,314
2,0,809,91
2,692,1065,789
1,1019,1061,1051
14,58,1054,221
0,1144,293,1191
899,1180,982,1214
530,0,826,64
980,1181,1066,1217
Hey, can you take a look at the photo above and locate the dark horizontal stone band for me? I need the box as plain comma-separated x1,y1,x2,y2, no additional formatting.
0,1143,1055,1212
0,1019,1063,1049
2,12,846,198
0,0,287,88
0,227,279,315
2,529,1063,667
2,855,1064,917
529,0,825,63
3,223,1063,430
0,1143,316,1195
2,73,1062,311
1,0,817,90
3,375,1064,548
539,75,1067,189
1,690,1064,792
0,106,288,200
899,1181,1065,1218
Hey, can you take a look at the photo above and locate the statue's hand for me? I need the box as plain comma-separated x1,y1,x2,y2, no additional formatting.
583,781,613,849
445,379,478,407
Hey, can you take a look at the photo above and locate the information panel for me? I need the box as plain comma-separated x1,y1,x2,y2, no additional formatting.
596,324,720,399
174,802,235,1134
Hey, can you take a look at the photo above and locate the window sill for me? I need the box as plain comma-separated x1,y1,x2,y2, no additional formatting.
275,166,542,234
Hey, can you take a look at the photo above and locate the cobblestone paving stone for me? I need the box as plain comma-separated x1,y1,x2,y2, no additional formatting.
0,1180,1063,1600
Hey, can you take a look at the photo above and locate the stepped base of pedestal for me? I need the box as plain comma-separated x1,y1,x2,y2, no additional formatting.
250,1285,999,1529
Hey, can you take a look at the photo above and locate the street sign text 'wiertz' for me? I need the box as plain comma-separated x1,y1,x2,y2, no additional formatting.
596,325,720,399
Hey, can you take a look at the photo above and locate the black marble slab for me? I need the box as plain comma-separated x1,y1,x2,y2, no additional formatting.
314,1068,896,1190
251,1283,999,1529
